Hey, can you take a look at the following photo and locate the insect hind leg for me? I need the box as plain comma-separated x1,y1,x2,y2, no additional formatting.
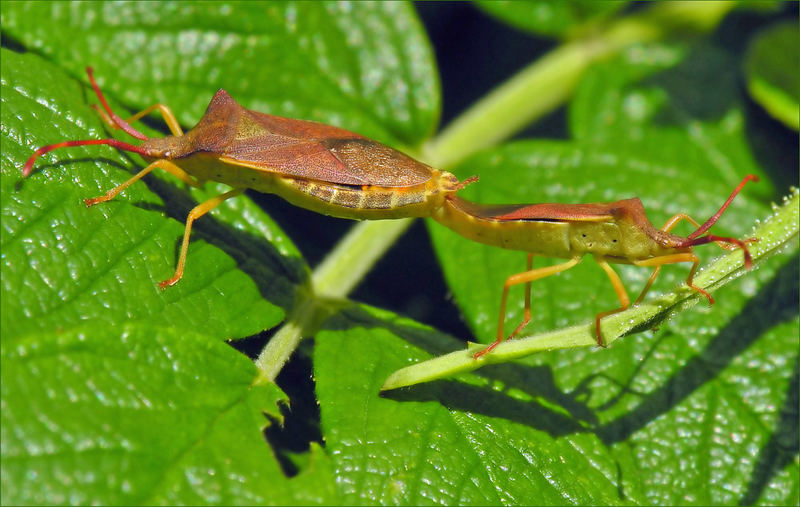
594,257,631,347
474,256,581,359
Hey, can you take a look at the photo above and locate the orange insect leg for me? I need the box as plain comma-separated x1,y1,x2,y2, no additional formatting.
159,187,245,289
474,256,581,359
507,253,535,340
632,213,702,305
594,257,631,347
634,253,709,303
84,159,203,207
92,102,184,137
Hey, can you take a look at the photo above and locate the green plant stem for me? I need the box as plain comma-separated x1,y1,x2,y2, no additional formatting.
254,0,737,382
426,0,736,169
256,220,413,381
383,189,800,390
312,219,413,298
255,297,316,383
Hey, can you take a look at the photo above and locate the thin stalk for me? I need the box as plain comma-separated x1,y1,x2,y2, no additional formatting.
426,1,735,169
383,189,799,390
312,219,413,299
257,219,412,381
255,297,316,383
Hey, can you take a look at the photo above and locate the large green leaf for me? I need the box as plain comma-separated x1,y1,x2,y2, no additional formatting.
1,1,438,503
1,323,335,505
2,2,797,506
1,1,438,146
315,302,798,505
315,305,629,505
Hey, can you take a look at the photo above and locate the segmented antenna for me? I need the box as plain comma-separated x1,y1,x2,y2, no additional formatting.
679,174,759,268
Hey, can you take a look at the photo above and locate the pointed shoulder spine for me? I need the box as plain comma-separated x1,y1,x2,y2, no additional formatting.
204,89,242,115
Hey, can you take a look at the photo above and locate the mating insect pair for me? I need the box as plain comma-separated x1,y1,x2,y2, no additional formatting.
22,68,757,357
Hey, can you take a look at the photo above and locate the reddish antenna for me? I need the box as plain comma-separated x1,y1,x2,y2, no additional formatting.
679,174,759,268
22,67,152,178
85,66,148,140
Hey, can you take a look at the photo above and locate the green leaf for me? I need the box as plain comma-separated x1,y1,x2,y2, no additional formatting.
317,302,798,505
744,21,800,130
1,323,336,505
475,0,627,38
315,306,630,505
571,41,772,180
0,1,438,146
1,49,328,505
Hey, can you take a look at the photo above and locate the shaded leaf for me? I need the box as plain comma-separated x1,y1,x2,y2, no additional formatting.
744,21,800,130
316,298,798,505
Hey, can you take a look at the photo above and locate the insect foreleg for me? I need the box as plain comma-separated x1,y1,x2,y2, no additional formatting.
633,253,710,304
84,159,203,207
661,213,701,232
661,213,741,252
159,187,246,288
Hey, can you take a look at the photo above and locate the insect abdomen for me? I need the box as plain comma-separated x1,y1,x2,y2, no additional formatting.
433,196,574,258
274,174,449,220
290,178,427,213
